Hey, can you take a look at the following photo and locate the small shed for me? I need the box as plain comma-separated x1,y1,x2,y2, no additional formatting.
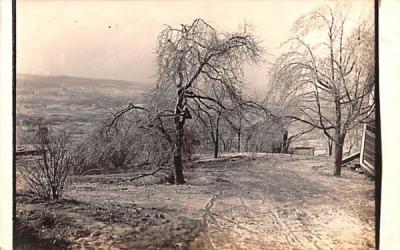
291,146,315,155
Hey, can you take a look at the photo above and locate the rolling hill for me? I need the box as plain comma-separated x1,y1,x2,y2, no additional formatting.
16,74,153,143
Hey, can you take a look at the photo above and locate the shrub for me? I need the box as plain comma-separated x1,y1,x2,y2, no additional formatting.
20,127,76,200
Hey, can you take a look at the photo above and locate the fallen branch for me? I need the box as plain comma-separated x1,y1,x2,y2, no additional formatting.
79,168,101,176
129,167,167,182
194,155,246,164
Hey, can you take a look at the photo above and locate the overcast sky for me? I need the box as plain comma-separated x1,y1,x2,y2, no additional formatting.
17,0,372,90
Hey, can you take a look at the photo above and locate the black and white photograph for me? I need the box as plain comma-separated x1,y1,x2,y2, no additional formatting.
9,0,383,249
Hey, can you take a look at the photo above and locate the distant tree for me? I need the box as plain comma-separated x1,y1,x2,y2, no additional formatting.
191,102,224,158
190,84,243,158
228,105,245,153
269,4,375,175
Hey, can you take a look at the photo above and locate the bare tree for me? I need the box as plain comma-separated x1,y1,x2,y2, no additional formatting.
190,83,243,158
20,126,76,200
269,4,374,175
100,105,176,176
108,19,260,184
228,105,245,153
191,102,223,158
152,19,261,183
82,118,145,172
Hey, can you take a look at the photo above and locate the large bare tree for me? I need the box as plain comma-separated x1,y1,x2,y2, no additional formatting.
110,19,261,184
269,4,375,175
155,19,261,183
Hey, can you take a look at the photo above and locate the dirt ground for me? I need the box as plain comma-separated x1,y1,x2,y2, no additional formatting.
15,153,375,250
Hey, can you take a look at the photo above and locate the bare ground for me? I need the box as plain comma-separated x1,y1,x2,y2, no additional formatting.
15,153,375,249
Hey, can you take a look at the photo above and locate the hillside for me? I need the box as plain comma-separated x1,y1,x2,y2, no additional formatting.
16,74,153,142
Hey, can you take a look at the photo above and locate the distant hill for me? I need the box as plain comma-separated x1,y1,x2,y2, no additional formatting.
16,74,153,143
17,73,153,91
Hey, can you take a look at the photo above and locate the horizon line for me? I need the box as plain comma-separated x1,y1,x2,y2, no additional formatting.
16,72,154,85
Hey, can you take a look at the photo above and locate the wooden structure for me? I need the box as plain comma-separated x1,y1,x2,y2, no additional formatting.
342,152,361,165
291,146,315,155
16,149,42,156
16,145,41,156
360,120,375,175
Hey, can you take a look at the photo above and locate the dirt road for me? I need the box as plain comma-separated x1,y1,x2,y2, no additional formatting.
16,153,375,249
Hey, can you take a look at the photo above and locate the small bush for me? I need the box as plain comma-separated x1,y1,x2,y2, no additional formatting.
20,127,76,200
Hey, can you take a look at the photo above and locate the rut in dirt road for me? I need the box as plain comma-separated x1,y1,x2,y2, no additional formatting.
199,190,224,248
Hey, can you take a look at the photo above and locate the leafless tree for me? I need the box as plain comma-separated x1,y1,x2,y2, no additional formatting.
112,19,261,184
88,106,176,178
79,118,143,172
226,105,246,153
269,4,374,175
20,126,76,200
191,102,224,158
190,83,245,158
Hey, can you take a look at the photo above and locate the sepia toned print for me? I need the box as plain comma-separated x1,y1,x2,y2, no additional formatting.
15,0,375,249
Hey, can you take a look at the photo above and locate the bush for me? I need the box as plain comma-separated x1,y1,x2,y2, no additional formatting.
20,127,76,200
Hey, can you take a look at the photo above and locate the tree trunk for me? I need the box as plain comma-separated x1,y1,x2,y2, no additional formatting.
333,133,346,176
51,186,58,200
173,122,185,184
214,139,219,158
282,138,291,154
221,137,226,152
333,94,343,176
173,87,185,184
237,127,241,153
214,116,220,158
328,140,333,156
282,131,289,153
237,113,241,152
